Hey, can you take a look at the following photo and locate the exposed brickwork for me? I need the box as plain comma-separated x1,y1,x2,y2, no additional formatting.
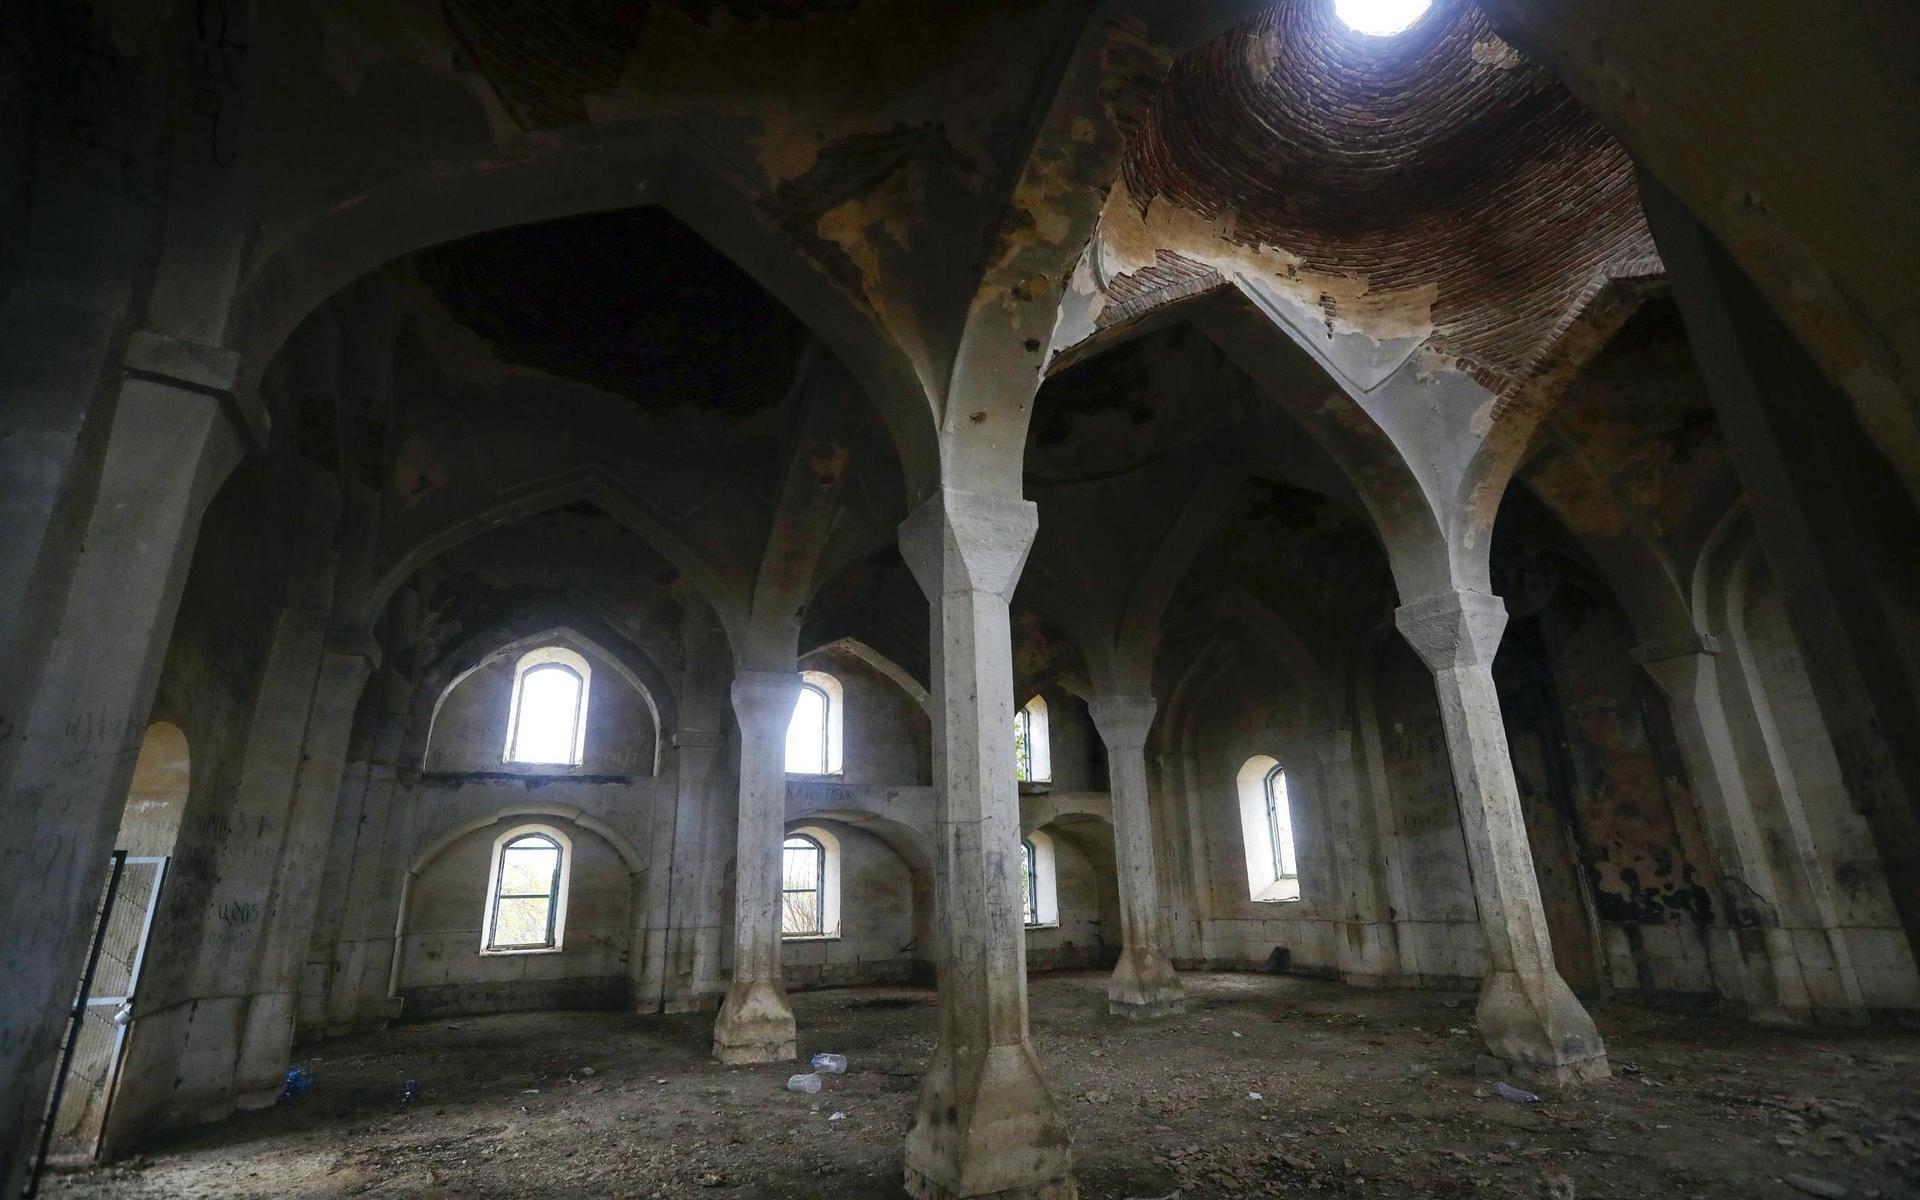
1120,0,1654,394
1094,250,1224,332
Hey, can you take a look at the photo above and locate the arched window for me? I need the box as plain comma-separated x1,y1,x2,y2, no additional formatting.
1022,829,1060,927
1014,695,1052,783
780,825,843,939
784,670,843,776
1237,755,1301,903
481,826,572,952
504,647,592,766
1022,838,1038,925
782,833,824,937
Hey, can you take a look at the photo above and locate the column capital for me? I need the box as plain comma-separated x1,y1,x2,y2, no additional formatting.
730,670,801,737
1632,636,1723,703
1630,633,1722,666
1088,694,1157,753
123,329,267,450
1393,589,1508,672
898,488,1037,602
324,628,383,670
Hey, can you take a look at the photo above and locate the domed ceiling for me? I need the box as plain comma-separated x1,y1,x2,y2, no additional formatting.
1117,0,1654,391
416,206,807,412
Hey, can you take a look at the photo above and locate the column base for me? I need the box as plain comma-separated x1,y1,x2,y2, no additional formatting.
904,1042,1075,1200
1107,948,1184,1018
1476,969,1609,1086
711,977,796,1065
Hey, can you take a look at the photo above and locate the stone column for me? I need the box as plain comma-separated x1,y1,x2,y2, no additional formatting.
1154,751,1202,965
232,637,377,1102
1089,696,1184,1018
1310,728,1399,987
900,489,1073,1200
1395,590,1609,1085
711,670,802,1064
1634,637,1810,1020
650,729,726,1013
0,333,256,1181
1642,173,1920,960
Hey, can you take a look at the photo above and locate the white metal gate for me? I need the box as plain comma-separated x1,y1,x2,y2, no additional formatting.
44,855,168,1165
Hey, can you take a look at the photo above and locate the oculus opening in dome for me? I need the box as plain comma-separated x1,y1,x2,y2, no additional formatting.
1332,0,1433,36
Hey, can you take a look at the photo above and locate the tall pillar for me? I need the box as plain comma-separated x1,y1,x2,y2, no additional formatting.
711,670,801,1064
1641,174,1920,961
649,729,726,1012
0,333,256,1184
232,637,377,1101
1310,728,1400,987
1634,637,1813,1020
900,489,1073,1200
1088,696,1184,1018
1395,590,1609,1085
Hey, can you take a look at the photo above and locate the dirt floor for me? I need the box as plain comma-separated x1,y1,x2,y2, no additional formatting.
44,972,1920,1199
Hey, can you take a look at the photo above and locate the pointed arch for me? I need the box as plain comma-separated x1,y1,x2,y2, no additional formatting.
228,125,937,496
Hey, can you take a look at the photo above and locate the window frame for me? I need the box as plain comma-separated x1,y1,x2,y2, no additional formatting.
779,829,840,940
1015,695,1052,784
1022,838,1039,926
1022,829,1060,928
784,670,844,778
479,824,573,955
1237,755,1301,903
503,647,593,768
1264,764,1298,884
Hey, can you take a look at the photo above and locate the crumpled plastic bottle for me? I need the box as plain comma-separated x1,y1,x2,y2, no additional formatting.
278,1067,315,1103
809,1053,847,1074
785,1073,823,1094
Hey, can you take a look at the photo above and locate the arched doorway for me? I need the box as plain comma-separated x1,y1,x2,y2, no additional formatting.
33,723,186,1182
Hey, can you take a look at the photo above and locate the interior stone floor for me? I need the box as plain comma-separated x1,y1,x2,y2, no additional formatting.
44,972,1920,1199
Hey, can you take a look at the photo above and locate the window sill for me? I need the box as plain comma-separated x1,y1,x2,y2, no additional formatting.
480,945,565,957
1250,896,1304,906
1024,922,1060,931
781,933,841,943
785,773,845,783
1017,781,1052,795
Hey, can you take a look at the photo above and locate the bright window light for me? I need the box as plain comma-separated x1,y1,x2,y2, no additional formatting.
785,683,830,774
1333,0,1431,37
509,663,584,765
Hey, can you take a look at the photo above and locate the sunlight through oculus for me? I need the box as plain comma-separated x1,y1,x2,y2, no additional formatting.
1333,0,1432,37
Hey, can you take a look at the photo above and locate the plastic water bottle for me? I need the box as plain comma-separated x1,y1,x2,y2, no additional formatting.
785,1073,823,1094
810,1053,847,1074
279,1067,315,1103
401,1079,420,1105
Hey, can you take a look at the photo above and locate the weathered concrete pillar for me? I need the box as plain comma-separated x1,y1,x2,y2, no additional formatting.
0,333,256,1182
232,637,377,1102
318,707,412,1036
1088,696,1184,1018
1310,728,1400,988
711,670,802,1064
1153,750,1204,965
1634,637,1812,1020
648,729,726,1012
900,488,1074,1200
1395,590,1610,1084
1642,174,1920,962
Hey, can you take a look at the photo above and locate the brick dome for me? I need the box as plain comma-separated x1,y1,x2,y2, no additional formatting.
1121,0,1652,390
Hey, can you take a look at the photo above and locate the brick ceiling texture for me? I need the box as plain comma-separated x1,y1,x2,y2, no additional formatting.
1122,0,1653,393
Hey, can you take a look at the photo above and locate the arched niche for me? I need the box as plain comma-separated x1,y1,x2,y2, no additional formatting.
394,811,643,1018
424,632,660,777
116,722,190,856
